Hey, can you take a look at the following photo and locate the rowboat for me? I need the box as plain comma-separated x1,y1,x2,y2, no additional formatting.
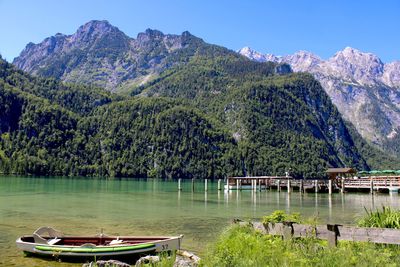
16,226,183,261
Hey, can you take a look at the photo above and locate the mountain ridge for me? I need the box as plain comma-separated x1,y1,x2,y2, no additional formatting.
13,20,211,93
239,46,400,155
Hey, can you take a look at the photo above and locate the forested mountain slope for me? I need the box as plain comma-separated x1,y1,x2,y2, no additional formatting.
3,34,400,178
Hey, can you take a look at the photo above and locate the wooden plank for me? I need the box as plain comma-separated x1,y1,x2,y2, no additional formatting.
237,221,400,245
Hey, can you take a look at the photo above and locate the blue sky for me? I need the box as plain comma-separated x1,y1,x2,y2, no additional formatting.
0,0,399,62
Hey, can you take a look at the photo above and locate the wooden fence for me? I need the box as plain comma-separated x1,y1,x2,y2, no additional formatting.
235,220,400,247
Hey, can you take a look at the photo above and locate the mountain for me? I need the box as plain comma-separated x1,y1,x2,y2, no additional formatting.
0,56,237,178
4,50,398,178
239,47,400,156
13,20,219,93
5,21,400,178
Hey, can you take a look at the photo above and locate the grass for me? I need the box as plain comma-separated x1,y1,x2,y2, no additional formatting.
201,210,400,267
200,224,400,267
358,206,400,229
91,209,400,267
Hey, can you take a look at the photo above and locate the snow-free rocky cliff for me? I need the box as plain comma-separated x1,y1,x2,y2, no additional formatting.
13,20,199,92
239,46,400,155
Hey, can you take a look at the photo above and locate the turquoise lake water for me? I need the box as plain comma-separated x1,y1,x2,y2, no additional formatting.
1,176,400,266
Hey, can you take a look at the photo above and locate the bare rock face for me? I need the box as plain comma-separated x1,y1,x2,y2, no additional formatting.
239,47,400,155
383,61,400,88
13,20,201,92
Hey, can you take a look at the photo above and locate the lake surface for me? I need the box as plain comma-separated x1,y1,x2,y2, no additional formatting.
1,176,400,267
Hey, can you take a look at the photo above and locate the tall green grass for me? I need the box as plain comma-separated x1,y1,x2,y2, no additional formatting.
358,206,400,229
200,224,400,267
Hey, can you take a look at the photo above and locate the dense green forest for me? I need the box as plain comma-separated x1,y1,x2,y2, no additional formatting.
1,53,399,179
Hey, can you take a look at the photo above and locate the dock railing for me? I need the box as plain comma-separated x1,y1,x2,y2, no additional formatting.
235,220,400,247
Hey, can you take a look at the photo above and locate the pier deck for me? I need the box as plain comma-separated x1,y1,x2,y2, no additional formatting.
224,175,400,194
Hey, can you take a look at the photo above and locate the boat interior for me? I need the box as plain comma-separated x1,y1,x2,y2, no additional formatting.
20,236,168,246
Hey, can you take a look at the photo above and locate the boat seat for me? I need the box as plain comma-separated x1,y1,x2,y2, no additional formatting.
110,238,124,245
33,233,48,244
47,238,61,245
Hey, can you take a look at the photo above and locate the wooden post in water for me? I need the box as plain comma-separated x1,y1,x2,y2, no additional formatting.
299,180,304,194
226,178,230,191
370,177,374,194
287,179,291,193
178,178,182,191
205,179,208,192
328,179,332,195
315,180,319,193
192,178,195,192
218,179,222,191
236,179,240,191
277,179,281,192
259,179,262,191
341,178,345,193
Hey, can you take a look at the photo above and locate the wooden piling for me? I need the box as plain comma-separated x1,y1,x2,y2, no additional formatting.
218,179,222,190
328,179,332,195
299,180,304,194
315,180,319,193
205,179,208,192
277,179,281,192
178,178,182,191
370,177,374,194
340,178,345,194
287,179,291,193
192,178,195,192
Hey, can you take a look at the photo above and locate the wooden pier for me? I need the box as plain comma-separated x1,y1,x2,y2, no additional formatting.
224,174,400,194
225,176,332,193
177,168,400,194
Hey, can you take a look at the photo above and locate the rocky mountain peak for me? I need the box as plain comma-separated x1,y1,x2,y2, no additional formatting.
238,47,280,63
136,28,166,43
69,20,128,46
328,47,384,85
75,20,118,36
284,50,322,72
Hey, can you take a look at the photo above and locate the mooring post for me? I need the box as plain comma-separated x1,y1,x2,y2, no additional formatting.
205,179,208,192
287,179,291,193
192,178,195,192
315,180,319,193
277,179,281,192
328,179,332,195
370,177,374,194
178,178,182,191
259,179,262,191
218,179,221,191
340,178,345,194
226,178,230,191
236,179,240,191
300,180,304,194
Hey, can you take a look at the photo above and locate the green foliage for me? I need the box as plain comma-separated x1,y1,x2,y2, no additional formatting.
0,59,113,115
358,206,400,229
1,46,399,178
200,224,400,267
262,210,301,224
